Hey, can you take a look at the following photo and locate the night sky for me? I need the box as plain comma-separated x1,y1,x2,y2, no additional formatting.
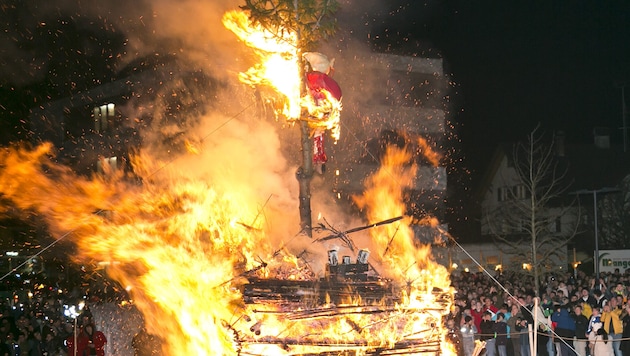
367,1,630,178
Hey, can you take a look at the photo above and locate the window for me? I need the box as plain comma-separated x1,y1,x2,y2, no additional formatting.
516,217,527,233
497,187,510,202
547,217,562,233
554,217,561,233
514,184,528,200
93,103,115,133
97,156,118,175
500,218,510,233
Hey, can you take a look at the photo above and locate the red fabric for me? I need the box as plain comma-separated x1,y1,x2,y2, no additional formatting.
313,134,327,164
306,71,342,102
67,329,107,356
470,308,484,331
483,304,499,315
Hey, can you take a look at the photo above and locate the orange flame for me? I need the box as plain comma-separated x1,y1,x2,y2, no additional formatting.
0,143,267,354
222,10,341,142
0,136,454,355
353,142,454,353
417,136,441,167
222,10,301,120
302,89,342,141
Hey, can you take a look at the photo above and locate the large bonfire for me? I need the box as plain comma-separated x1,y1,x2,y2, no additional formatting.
0,4,454,356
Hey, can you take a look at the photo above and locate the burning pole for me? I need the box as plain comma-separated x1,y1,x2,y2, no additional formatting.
239,0,340,237
295,0,314,237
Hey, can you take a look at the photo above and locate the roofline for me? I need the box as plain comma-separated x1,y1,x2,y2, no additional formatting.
473,144,509,202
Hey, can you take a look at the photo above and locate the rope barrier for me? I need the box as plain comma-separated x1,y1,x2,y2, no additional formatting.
472,331,630,341
447,237,581,355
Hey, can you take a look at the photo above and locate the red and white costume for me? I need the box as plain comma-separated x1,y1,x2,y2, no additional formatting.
303,52,342,174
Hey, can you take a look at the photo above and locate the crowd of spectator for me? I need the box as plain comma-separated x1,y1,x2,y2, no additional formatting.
445,268,630,356
0,287,107,356
2,265,630,356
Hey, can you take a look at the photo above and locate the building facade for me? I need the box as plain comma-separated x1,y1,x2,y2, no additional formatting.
328,53,450,243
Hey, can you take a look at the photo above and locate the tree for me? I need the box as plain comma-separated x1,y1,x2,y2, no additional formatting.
485,125,579,296
599,174,630,249
239,0,339,237
241,0,339,52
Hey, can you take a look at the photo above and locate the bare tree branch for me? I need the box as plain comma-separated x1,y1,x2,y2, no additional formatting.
485,124,579,295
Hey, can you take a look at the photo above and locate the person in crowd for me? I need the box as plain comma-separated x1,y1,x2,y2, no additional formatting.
42,331,59,356
16,332,28,356
609,297,623,316
581,289,598,309
588,308,603,356
446,318,464,356
601,304,623,356
557,284,569,301
542,297,555,317
495,313,508,356
614,295,625,312
582,301,594,320
537,323,551,356
480,311,497,356
621,302,630,356
589,308,603,333
594,327,614,356
507,304,522,356
460,315,477,356
471,300,485,333
551,304,575,356
484,293,499,316
495,304,514,356
573,304,590,356
612,283,626,303
595,289,609,309
67,323,106,356
26,330,44,356
515,313,531,356
6,331,20,356
450,305,464,329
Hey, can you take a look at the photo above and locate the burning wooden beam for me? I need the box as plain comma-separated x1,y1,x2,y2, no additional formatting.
237,337,443,355
314,216,403,243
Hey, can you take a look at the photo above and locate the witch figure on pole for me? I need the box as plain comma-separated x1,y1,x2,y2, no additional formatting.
239,0,341,237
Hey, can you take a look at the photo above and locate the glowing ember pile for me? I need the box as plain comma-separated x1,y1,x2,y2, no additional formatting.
233,142,454,355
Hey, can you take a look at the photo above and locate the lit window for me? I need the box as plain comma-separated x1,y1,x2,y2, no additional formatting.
97,156,118,175
93,103,115,133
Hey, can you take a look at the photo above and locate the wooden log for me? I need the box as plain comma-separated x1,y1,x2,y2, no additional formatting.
315,216,403,242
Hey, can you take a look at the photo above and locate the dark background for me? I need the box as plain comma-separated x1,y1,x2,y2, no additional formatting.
367,0,630,178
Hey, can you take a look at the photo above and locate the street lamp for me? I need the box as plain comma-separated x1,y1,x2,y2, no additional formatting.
572,187,621,283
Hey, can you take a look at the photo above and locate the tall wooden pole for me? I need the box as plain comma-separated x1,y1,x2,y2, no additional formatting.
295,0,313,237
297,122,313,237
